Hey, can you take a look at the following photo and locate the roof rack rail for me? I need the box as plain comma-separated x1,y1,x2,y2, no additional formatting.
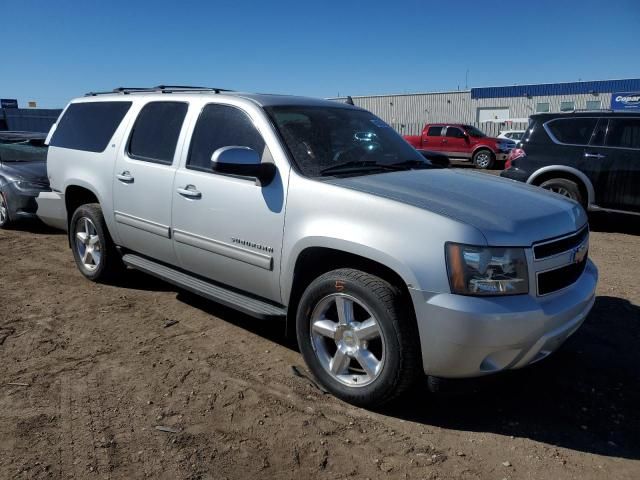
85,85,233,96
568,108,614,113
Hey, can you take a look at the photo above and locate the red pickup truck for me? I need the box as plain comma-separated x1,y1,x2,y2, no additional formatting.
404,124,514,169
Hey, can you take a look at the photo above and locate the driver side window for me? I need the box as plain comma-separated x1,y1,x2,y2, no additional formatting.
446,127,465,138
187,104,267,171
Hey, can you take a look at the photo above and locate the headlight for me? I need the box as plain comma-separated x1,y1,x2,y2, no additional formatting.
446,243,529,296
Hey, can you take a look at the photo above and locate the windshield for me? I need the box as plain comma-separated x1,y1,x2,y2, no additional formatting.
266,106,425,177
0,142,48,162
462,125,487,137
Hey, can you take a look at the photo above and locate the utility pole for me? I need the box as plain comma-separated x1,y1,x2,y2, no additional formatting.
465,69,469,90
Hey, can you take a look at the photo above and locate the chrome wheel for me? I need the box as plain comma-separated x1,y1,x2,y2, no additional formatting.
74,217,102,271
0,193,7,226
475,152,491,168
310,293,385,387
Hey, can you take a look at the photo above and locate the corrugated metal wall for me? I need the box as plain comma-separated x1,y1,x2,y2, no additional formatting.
1,108,62,133
330,90,614,136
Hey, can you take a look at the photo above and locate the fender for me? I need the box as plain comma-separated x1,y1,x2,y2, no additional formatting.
526,165,595,206
470,144,496,156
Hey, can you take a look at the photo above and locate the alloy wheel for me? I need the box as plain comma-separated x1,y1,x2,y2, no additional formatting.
0,193,7,226
475,152,491,168
74,217,102,271
310,293,385,387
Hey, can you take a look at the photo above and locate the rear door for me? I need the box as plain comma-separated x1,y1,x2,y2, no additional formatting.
597,117,640,212
112,101,189,266
420,125,444,151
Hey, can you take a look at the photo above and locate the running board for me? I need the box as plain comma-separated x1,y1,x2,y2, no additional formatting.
122,254,287,320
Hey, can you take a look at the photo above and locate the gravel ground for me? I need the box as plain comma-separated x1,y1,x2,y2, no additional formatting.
1,189,639,479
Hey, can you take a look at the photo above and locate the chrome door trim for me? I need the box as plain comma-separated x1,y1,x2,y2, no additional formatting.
114,211,171,238
173,229,273,271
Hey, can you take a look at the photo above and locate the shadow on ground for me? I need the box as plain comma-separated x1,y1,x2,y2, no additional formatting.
589,211,640,235
380,295,640,460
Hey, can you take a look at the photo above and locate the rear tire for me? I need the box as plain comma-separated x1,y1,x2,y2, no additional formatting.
473,149,495,169
539,178,584,206
0,191,11,228
296,268,421,407
70,203,124,282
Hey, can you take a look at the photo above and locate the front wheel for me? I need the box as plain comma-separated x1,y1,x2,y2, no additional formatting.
70,203,124,282
296,268,421,407
473,149,495,169
0,191,11,228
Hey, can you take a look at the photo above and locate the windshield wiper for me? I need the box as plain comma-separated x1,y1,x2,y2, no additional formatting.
319,160,405,176
389,159,432,169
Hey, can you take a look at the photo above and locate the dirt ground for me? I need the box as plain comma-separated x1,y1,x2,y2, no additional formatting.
1,207,639,479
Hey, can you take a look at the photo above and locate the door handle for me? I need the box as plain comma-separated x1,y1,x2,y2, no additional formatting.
177,185,202,199
116,171,134,183
584,152,605,159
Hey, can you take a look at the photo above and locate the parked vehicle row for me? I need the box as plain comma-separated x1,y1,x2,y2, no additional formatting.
403,123,515,169
33,86,597,407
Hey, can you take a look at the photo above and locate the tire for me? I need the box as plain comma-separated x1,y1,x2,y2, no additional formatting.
70,203,124,282
296,268,421,407
0,190,11,228
539,178,584,206
472,149,495,169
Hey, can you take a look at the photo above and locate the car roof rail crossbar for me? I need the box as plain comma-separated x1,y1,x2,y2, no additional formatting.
85,85,233,96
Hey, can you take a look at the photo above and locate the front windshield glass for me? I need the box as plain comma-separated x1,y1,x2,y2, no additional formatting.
266,106,426,177
462,125,487,137
0,142,48,162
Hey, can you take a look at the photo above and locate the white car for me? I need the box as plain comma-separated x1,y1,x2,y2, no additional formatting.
498,130,525,142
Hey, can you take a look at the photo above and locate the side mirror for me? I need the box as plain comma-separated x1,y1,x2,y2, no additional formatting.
211,146,276,186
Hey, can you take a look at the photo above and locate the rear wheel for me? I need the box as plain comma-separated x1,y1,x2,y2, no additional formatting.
296,268,421,407
70,203,124,282
473,149,495,169
0,191,10,228
539,178,584,206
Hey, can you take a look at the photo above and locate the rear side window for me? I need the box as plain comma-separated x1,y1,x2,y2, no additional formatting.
128,102,188,164
426,126,442,136
546,118,598,145
606,118,640,149
50,102,132,153
187,104,266,171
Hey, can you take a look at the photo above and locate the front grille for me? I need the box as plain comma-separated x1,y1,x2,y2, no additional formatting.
534,226,588,260
537,256,588,295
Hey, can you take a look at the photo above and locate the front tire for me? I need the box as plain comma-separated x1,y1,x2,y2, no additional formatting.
539,178,584,206
70,203,123,282
296,268,421,407
0,191,11,228
473,149,495,169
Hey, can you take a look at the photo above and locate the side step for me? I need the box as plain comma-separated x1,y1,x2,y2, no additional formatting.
122,254,287,321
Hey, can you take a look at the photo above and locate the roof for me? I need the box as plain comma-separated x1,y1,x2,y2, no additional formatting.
79,87,360,110
471,78,640,99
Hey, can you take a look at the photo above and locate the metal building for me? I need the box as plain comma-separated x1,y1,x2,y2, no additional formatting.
0,108,62,133
330,78,640,137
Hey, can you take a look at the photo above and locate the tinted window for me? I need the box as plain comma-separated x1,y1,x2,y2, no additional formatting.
606,118,640,149
590,118,608,146
426,126,443,136
50,102,132,152
446,127,465,138
547,118,598,145
188,104,266,171
128,102,188,164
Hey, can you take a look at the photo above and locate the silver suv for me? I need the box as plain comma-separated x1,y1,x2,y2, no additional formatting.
44,86,597,407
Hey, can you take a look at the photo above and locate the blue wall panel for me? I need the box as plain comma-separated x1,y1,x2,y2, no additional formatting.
471,79,640,99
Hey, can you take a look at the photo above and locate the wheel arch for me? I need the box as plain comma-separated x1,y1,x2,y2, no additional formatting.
64,184,104,246
526,166,595,207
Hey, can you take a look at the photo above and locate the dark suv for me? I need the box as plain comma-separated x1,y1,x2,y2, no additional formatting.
501,112,639,215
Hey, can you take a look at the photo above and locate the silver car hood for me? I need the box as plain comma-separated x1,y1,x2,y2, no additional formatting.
327,169,587,246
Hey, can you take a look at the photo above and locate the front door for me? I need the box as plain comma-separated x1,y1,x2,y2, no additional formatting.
171,102,288,302
112,101,190,266
420,125,445,152
443,126,469,159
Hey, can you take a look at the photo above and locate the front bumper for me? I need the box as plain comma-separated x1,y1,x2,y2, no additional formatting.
1,183,46,221
409,259,598,378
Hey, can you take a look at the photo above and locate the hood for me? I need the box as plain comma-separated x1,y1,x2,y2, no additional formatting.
0,160,49,185
327,169,587,246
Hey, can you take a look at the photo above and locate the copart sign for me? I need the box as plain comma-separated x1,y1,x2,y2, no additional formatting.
611,92,640,111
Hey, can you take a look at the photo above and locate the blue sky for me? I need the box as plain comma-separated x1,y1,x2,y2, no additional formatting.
2,0,639,107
